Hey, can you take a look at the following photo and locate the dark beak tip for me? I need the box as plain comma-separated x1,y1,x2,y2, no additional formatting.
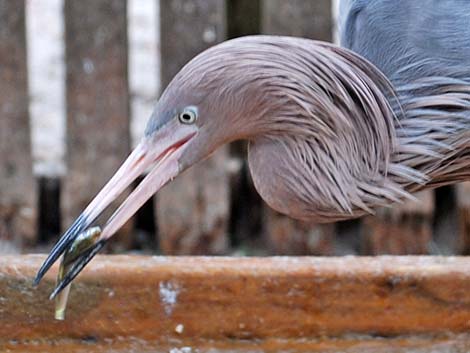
49,288,60,301
33,266,50,287
32,277,41,287
35,214,90,286
49,239,107,300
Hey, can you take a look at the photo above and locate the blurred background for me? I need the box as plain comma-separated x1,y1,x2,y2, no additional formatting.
1,0,468,257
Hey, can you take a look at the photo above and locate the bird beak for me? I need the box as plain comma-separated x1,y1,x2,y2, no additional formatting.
34,119,197,293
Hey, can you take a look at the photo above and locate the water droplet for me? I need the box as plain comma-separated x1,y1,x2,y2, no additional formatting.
202,27,216,43
83,58,95,74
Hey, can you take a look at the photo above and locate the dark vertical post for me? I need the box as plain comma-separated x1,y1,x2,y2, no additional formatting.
227,0,260,39
0,0,36,248
457,183,470,254
63,1,132,240
262,0,332,41
261,0,335,255
431,186,458,254
158,0,229,254
226,0,263,250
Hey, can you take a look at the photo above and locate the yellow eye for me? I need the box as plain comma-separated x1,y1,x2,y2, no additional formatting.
178,107,198,124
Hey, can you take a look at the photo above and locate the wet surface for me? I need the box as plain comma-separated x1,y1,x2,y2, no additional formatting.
4,334,470,353
2,255,470,352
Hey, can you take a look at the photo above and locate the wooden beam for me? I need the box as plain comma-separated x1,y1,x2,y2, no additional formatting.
3,255,470,342
158,0,229,254
0,0,36,248
62,0,131,241
3,333,470,352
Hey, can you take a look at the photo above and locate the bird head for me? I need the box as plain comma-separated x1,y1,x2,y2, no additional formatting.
36,35,396,294
35,36,270,291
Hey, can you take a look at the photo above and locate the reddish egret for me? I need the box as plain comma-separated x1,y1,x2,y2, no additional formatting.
36,34,470,296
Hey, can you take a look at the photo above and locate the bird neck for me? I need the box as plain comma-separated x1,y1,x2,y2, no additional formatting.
247,74,470,223
242,41,408,222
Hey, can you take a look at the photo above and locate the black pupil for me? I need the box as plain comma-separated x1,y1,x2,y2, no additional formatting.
182,113,192,121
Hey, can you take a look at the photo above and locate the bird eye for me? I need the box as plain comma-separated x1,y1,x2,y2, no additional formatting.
178,107,198,124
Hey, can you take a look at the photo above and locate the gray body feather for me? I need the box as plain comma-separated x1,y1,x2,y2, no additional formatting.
339,0,470,81
339,0,470,195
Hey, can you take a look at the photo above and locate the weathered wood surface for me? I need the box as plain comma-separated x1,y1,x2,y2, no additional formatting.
62,0,131,240
0,0,36,248
261,0,335,255
158,0,229,255
362,191,435,255
262,0,332,41
3,255,470,344
4,334,470,353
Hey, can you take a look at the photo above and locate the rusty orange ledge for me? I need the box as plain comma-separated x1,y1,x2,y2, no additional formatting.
1,255,470,343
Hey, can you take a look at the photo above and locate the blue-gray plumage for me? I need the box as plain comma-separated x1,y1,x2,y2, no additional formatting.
339,0,470,81
340,0,470,190
36,2,470,297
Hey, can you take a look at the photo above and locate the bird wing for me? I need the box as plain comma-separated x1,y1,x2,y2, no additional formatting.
338,0,470,82
338,0,470,192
